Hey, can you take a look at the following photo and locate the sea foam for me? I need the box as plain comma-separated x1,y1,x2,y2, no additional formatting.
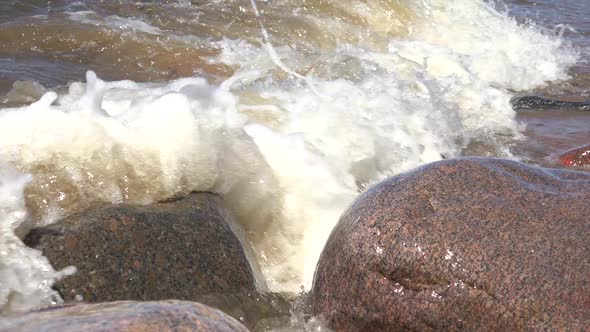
0,166,74,313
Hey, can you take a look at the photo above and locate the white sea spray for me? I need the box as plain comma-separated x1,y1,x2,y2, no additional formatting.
0,166,74,313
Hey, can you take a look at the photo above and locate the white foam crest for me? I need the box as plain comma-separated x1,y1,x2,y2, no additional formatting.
410,0,578,90
0,166,74,313
0,72,288,291
0,73,260,220
0,65,474,294
234,53,519,290
198,0,580,291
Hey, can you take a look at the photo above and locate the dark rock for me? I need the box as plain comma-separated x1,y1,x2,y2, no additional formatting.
560,144,590,167
0,300,249,332
311,158,590,331
511,95,590,111
23,192,283,325
25,192,259,299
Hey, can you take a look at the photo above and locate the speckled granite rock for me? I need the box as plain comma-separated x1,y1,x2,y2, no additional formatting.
24,192,260,302
560,144,590,167
0,300,249,332
23,192,293,329
311,158,590,331
25,193,256,302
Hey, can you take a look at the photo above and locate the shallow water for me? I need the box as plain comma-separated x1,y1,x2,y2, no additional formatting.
505,0,590,167
0,0,588,329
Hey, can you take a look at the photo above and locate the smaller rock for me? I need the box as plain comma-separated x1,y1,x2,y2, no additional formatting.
0,301,249,332
22,192,294,328
559,144,590,167
24,192,261,302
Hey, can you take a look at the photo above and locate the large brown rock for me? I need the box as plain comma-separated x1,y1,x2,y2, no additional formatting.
22,192,292,328
311,158,590,331
0,300,249,332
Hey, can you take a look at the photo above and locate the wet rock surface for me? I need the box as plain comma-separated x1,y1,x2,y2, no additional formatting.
0,300,250,332
311,158,590,331
23,192,292,329
24,192,259,302
560,144,590,167
186,291,291,331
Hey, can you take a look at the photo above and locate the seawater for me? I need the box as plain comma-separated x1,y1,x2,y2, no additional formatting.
0,0,585,324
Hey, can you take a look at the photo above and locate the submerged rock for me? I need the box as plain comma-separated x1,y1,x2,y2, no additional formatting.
0,300,249,332
311,158,590,331
22,192,290,327
560,144,590,167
